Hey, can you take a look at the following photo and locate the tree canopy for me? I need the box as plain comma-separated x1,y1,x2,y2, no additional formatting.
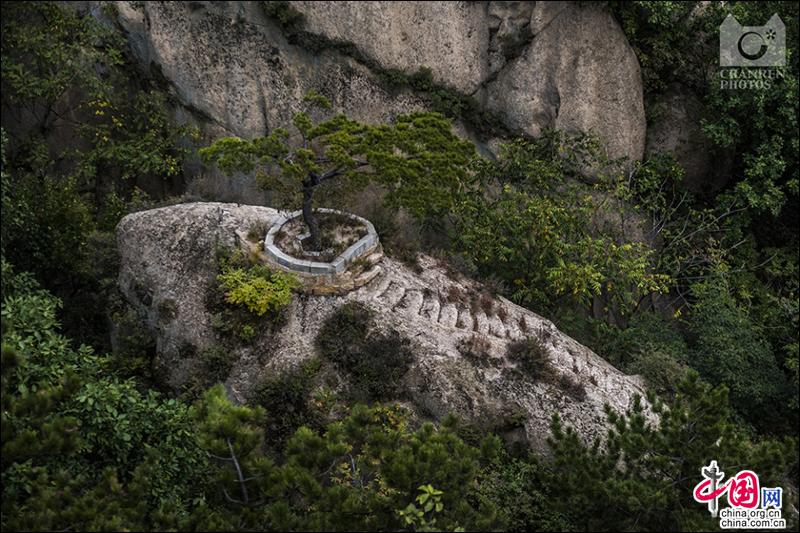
200,91,474,248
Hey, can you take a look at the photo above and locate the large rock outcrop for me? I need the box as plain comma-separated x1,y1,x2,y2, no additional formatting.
104,1,425,140
485,2,646,161
81,1,646,178
117,202,649,452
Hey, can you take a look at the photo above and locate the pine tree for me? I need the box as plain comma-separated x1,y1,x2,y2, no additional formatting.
199,92,475,249
548,371,798,531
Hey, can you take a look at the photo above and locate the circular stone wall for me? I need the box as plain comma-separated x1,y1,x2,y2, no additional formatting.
264,208,380,275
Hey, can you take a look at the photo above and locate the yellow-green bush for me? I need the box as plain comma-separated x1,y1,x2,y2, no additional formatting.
217,264,299,317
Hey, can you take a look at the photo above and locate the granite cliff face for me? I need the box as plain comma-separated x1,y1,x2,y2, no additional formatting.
82,1,646,184
117,202,650,452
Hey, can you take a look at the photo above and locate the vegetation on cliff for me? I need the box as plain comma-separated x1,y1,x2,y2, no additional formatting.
1,1,798,531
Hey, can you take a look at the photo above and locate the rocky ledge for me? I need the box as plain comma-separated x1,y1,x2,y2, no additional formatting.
117,202,649,452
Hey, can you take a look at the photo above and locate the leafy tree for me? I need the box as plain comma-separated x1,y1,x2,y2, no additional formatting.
612,0,799,225
1,262,209,531
686,277,789,430
454,135,669,318
614,143,798,429
613,0,798,308
200,91,474,249
1,1,196,199
1,2,197,352
611,1,724,95
701,1,799,217
1,1,124,137
3,271,499,530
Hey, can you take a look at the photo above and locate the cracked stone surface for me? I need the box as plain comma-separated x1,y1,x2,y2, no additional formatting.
292,1,490,94
117,202,650,452
78,0,646,171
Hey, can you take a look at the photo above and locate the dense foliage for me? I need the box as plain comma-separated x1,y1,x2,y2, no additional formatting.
549,372,797,531
1,1,197,350
217,263,299,317
206,248,297,345
1,266,210,531
1,275,506,530
3,272,795,531
454,135,670,316
1,1,798,531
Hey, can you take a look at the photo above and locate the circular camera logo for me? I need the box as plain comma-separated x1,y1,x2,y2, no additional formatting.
737,31,769,61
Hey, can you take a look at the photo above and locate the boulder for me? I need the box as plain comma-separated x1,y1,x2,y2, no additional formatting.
486,2,646,162
117,202,650,452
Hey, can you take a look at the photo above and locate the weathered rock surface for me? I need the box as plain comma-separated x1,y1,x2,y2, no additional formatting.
292,1,490,94
105,1,425,139
80,0,646,177
117,202,649,452
486,1,536,75
485,2,646,161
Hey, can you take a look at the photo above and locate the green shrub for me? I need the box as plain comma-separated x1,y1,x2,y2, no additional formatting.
457,334,495,368
260,1,306,34
355,330,414,401
686,277,787,429
198,344,234,385
217,263,298,317
454,134,669,315
473,455,575,532
507,337,557,383
246,219,269,243
508,337,585,400
108,299,157,383
565,311,689,395
610,1,714,95
315,302,414,401
315,301,372,360
251,358,322,447
626,349,686,395
1,278,209,528
558,374,587,402
207,249,297,344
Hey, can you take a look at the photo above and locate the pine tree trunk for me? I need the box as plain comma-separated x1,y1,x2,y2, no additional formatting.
302,185,321,251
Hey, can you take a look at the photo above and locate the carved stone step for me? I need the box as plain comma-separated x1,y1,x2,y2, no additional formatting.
364,251,384,266
354,265,382,287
